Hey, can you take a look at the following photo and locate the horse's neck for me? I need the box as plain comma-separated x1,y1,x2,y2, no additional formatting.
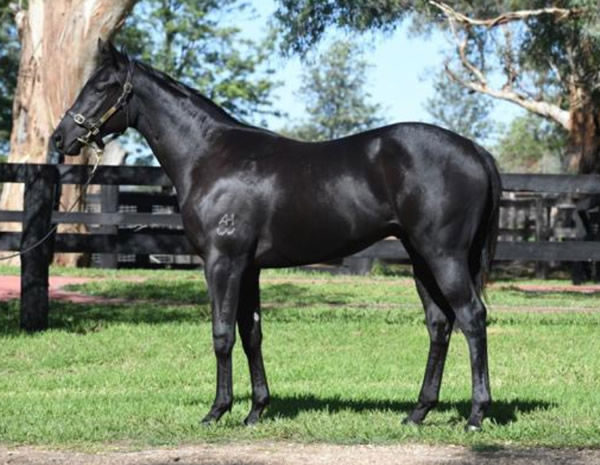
129,68,233,196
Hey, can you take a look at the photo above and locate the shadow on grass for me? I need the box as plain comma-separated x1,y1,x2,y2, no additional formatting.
0,298,211,336
261,283,354,307
0,282,355,335
64,280,354,308
64,279,209,305
265,393,555,426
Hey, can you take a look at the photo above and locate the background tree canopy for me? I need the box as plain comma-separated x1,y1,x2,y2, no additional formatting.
283,40,386,141
425,70,494,143
495,113,567,173
115,0,280,123
274,0,600,173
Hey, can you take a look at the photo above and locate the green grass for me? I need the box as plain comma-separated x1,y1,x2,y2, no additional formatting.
2,268,600,448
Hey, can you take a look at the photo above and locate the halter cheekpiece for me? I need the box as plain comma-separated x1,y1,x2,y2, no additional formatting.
68,64,133,147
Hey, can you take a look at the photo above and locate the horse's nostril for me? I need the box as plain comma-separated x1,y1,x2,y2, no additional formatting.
53,132,63,149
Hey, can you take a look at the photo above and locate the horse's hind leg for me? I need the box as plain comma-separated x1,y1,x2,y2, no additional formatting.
424,254,491,430
404,259,455,425
237,267,270,425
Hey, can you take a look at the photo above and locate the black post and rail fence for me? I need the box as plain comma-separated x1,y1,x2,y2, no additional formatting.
3,163,600,331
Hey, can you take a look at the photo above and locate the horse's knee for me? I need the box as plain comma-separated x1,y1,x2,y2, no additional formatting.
455,301,487,336
213,326,235,356
427,314,452,343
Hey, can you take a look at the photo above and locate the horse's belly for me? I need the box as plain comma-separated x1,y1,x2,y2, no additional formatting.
254,207,394,268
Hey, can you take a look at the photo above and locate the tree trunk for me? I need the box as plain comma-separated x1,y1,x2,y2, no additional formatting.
566,86,600,174
0,0,137,265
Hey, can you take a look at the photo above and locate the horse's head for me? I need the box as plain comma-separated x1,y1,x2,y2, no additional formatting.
53,39,133,155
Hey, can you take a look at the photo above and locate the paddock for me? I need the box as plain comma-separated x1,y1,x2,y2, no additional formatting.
1,266,600,450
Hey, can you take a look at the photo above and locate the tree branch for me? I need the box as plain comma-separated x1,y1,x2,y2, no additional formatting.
434,0,573,130
429,1,584,28
444,65,571,130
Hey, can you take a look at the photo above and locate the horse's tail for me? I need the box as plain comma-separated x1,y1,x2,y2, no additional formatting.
471,144,501,300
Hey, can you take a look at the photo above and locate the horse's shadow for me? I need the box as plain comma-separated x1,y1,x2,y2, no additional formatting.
264,393,554,426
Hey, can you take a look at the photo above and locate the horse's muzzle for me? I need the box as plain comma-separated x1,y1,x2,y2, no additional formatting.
51,127,83,156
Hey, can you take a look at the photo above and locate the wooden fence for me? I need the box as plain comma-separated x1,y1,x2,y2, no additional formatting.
3,163,600,330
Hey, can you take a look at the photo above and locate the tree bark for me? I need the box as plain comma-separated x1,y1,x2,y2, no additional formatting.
566,88,600,174
0,0,137,265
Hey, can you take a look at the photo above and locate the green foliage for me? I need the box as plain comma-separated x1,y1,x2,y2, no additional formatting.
2,269,600,446
425,71,494,141
115,0,279,122
284,40,386,141
0,1,20,153
495,113,567,173
274,0,416,55
274,1,600,103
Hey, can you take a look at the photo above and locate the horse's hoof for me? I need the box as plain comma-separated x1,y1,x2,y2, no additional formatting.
243,407,266,426
464,423,482,433
402,416,420,426
200,415,218,427
243,415,259,426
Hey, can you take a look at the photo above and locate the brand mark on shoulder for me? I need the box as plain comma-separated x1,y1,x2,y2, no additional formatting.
217,213,236,236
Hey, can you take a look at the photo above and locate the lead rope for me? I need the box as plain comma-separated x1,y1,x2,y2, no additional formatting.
0,145,104,261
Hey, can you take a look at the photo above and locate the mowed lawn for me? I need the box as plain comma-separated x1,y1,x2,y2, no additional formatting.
1,266,600,448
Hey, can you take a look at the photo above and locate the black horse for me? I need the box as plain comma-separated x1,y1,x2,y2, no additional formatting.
53,40,501,430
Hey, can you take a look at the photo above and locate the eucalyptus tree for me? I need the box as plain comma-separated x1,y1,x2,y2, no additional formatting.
0,0,137,265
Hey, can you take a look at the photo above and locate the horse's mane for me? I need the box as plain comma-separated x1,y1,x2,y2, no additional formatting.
133,59,248,127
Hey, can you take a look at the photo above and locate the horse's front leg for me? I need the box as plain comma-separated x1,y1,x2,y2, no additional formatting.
201,253,247,425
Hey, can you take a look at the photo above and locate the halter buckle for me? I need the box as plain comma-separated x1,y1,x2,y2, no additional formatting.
73,113,86,125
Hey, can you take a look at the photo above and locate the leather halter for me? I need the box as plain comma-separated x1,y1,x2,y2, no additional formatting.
68,64,133,148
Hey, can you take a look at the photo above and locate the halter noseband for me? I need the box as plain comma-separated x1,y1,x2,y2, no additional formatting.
68,64,133,148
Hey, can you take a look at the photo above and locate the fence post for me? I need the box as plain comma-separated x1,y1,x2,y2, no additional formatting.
20,164,58,332
99,185,118,268
134,194,151,268
534,197,548,279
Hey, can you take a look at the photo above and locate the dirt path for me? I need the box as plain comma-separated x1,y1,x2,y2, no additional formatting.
2,443,600,465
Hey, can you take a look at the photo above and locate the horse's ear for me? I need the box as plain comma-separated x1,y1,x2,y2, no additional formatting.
97,38,121,67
